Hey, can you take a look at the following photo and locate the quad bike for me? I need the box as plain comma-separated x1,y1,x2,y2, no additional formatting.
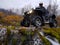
21,9,57,28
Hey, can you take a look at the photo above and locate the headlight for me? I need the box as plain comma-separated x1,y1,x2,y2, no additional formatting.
27,10,33,14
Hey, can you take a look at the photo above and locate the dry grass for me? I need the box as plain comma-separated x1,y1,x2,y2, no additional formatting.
56,16,60,26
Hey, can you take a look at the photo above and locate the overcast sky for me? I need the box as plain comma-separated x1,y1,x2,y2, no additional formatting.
0,0,60,9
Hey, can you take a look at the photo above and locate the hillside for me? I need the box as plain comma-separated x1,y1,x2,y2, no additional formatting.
0,11,23,26
0,26,60,45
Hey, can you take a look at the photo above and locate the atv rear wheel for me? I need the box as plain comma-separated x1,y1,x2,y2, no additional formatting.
49,20,57,28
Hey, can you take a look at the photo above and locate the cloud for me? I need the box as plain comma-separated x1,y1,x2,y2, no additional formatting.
0,0,60,9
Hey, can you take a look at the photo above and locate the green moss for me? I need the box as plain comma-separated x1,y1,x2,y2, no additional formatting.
7,26,15,30
12,38,17,45
20,36,26,42
37,31,51,45
43,28,60,43
6,27,11,36
52,28,60,35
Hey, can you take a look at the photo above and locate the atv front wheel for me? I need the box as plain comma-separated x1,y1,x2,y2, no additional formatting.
33,16,42,27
